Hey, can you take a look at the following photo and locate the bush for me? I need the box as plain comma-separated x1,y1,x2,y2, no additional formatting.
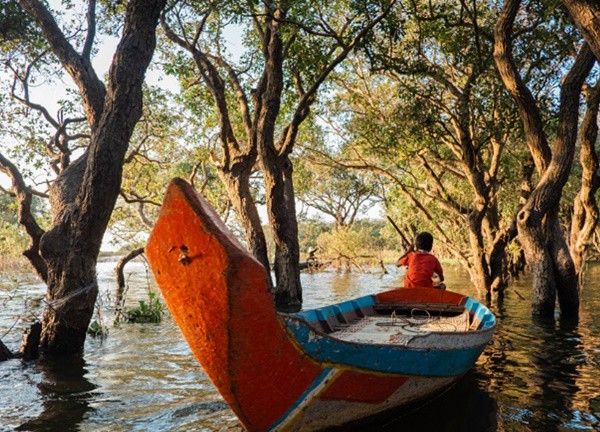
124,292,163,323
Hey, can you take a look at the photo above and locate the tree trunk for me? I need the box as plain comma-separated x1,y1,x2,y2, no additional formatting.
517,212,557,315
37,248,99,355
0,339,14,361
570,83,600,278
21,0,166,357
487,159,535,296
115,247,145,306
494,0,594,318
560,0,600,61
548,210,579,317
262,155,302,311
487,232,511,298
19,321,41,361
254,12,302,311
467,211,492,298
217,165,274,291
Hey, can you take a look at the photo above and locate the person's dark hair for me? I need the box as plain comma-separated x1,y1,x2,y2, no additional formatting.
415,232,434,252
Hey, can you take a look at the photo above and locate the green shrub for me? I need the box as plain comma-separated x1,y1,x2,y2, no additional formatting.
124,292,163,323
87,320,108,337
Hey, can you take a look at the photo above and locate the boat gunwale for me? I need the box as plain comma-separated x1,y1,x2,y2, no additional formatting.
287,294,496,341
281,308,495,354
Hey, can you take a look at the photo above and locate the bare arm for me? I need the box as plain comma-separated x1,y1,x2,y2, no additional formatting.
395,244,414,267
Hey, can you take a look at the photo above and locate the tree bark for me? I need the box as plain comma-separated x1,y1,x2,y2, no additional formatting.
560,0,600,61
495,0,595,318
217,164,274,291
19,322,41,361
19,0,166,357
467,211,492,297
254,11,302,311
263,155,302,310
570,82,600,279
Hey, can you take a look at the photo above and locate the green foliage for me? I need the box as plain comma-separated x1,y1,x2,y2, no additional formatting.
124,292,163,324
298,219,331,255
0,221,28,258
0,194,49,259
302,219,400,265
317,226,377,259
295,147,380,227
0,1,38,47
87,320,108,338
110,85,232,248
1,0,598,285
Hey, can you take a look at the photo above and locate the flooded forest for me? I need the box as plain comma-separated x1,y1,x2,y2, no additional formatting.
0,0,599,431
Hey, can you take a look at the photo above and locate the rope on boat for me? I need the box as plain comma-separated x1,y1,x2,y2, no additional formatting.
377,307,432,326
376,307,460,332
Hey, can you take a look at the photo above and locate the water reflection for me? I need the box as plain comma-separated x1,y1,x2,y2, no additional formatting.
378,371,498,432
523,320,579,431
16,358,96,432
0,261,599,431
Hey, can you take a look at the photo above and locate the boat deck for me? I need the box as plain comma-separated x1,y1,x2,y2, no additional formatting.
332,311,470,345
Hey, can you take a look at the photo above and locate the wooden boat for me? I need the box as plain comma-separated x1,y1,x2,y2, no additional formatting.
146,179,496,432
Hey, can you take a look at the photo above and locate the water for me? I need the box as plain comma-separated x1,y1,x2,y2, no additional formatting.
0,260,598,431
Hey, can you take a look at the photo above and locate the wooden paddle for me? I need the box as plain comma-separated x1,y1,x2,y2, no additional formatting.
386,216,411,249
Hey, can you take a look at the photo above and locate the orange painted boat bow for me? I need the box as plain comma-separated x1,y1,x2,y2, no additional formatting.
146,179,495,432
146,179,323,430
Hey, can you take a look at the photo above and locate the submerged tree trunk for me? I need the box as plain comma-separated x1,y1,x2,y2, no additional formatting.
17,0,166,356
115,247,145,306
494,0,595,318
254,12,302,311
0,339,13,361
467,211,492,298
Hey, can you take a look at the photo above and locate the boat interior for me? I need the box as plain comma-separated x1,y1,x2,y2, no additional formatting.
293,290,495,345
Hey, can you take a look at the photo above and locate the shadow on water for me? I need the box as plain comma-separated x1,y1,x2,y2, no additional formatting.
375,371,498,432
16,357,97,432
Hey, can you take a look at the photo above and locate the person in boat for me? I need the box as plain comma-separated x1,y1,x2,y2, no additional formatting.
396,232,446,289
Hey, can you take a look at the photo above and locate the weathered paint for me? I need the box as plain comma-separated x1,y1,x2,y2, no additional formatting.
146,179,323,431
288,375,458,431
146,179,496,432
320,370,409,403
284,316,487,377
376,288,467,306
268,368,340,431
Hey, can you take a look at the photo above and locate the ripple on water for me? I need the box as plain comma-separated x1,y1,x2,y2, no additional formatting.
1,262,599,431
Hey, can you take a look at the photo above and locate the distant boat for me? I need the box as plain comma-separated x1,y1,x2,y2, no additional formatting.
146,179,496,432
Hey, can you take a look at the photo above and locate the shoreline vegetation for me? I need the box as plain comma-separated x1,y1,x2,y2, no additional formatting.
6,212,600,278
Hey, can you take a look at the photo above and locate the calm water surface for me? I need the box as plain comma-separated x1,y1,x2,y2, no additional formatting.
0,261,598,431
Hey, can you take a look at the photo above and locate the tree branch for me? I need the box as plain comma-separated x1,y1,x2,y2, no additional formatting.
82,0,96,60
0,152,47,282
560,0,600,61
493,0,551,174
278,0,398,156
18,0,106,129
